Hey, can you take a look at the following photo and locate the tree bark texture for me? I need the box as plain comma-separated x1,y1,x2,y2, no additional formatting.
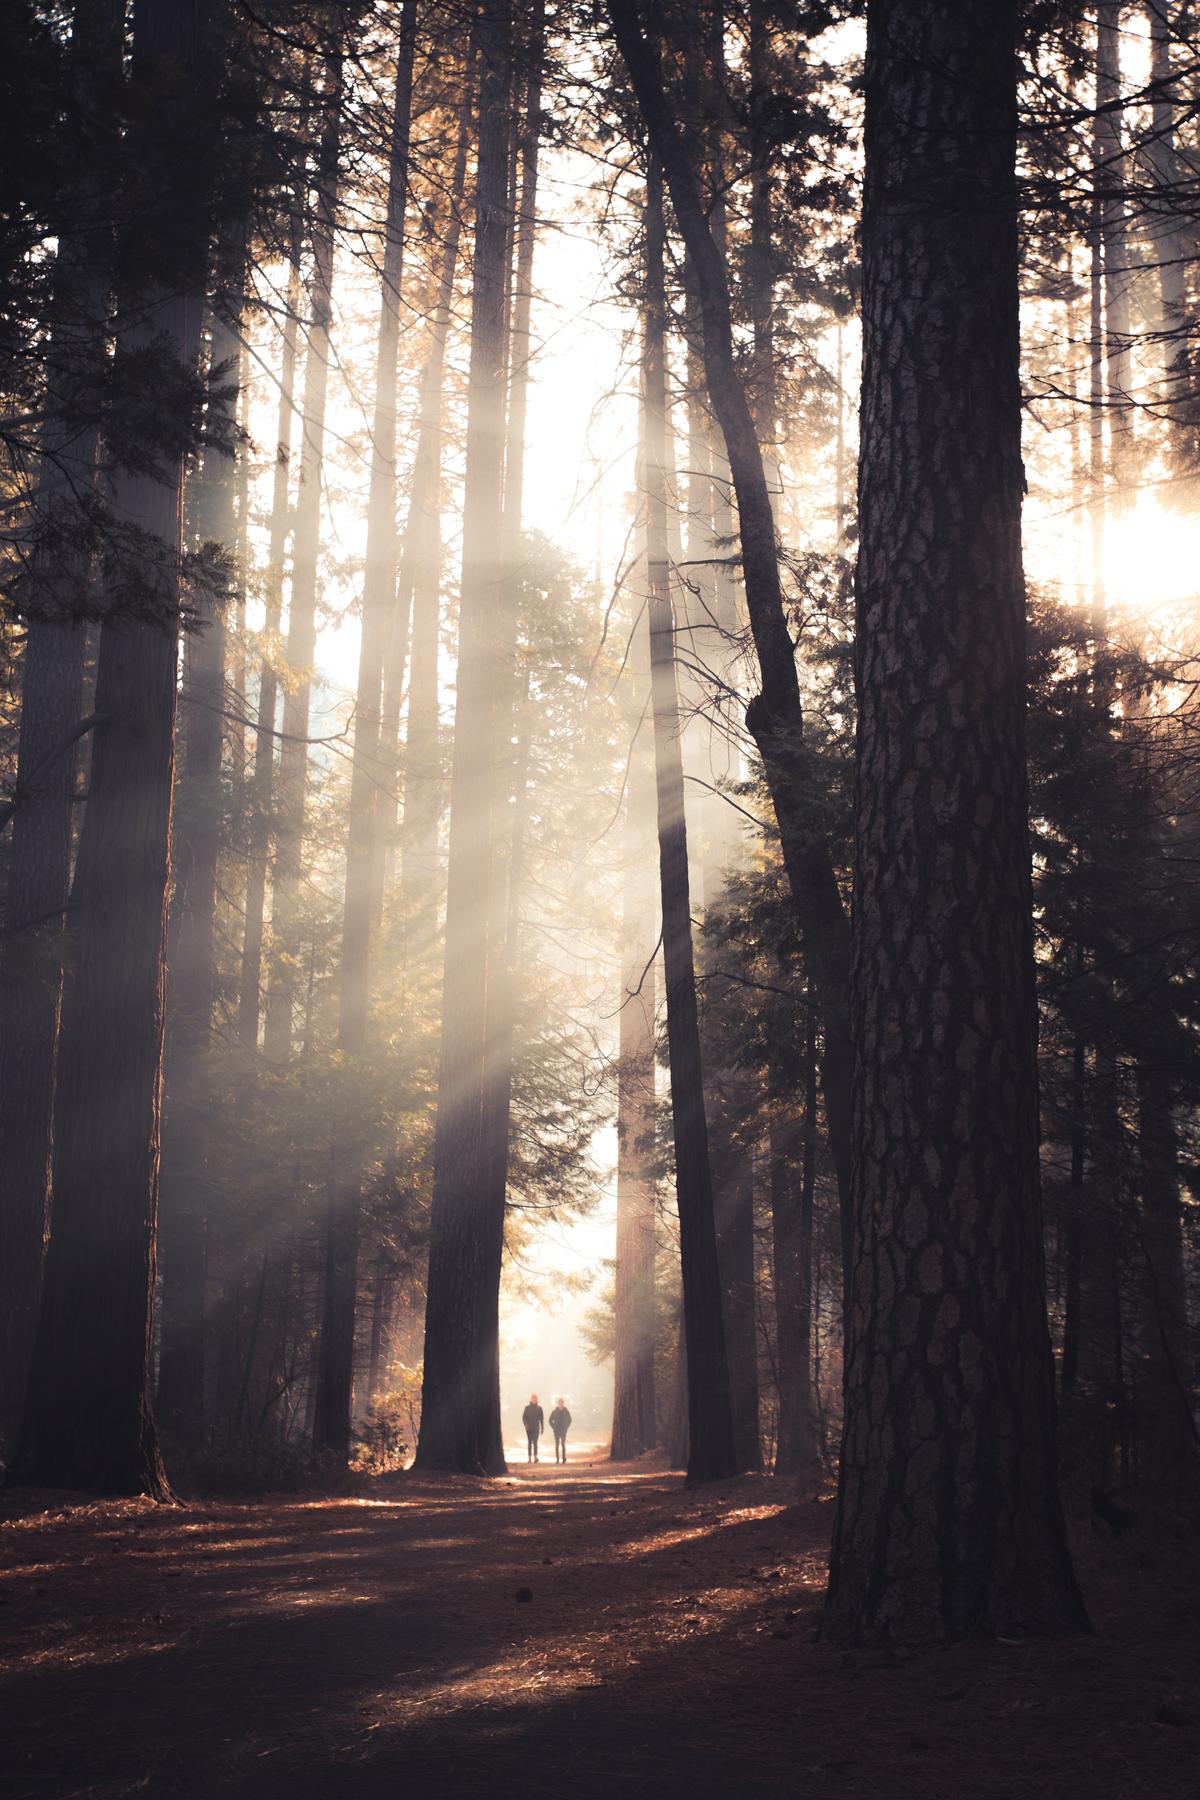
0,0,123,1455
822,0,1086,1645
414,2,514,1476
642,157,736,1486
15,0,213,1497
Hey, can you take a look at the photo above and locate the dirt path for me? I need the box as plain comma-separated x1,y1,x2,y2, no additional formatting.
1,1453,1196,1798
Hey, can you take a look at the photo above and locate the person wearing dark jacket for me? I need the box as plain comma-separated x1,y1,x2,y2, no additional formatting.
549,1399,572,1463
522,1395,544,1462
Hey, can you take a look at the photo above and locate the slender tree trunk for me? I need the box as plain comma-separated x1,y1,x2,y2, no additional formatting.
313,1,418,1469
642,157,736,1486
608,0,853,1289
365,1258,393,1409
14,0,213,1497
392,84,473,906
264,41,344,1063
415,3,515,1476
0,0,122,1455
339,0,416,1053
479,0,545,1280
239,201,303,1054
157,282,244,1447
748,0,779,497
1134,1060,1199,1505
1061,1031,1088,1397
1146,1,1190,444
1096,3,1135,506
822,0,1085,1644
772,1006,819,1477
611,697,658,1461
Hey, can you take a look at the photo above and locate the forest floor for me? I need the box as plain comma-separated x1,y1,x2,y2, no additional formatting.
1,1445,1197,1800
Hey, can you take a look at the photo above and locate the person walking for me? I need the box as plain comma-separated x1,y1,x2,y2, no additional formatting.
522,1394,544,1463
549,1398,572,1464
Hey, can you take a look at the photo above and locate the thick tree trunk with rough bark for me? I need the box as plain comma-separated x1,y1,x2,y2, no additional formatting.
14,0,212,1498
415,3,514,1476
0,0,122,1456
822,0,1085,1645
642,158,736,1486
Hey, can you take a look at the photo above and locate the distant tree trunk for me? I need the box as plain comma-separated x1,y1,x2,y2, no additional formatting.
611,702,658,1461
314,0,417,1469
479,0,545,1279
747,0,779,494
339,0,415,1055
365,1258,393,1409
822,0,1085,1644
238,199,303,1054
715,1136,759,1469
642,157,736,1486
14,0,213,1497
1060,1030,1088,1397
1147,2,1187,333
415,2,515,1476
392,86,472,905
264,40,344,1064
772,1005,819,1478
608,0,852,1290
157,279,244,1448
1095,3,1135,506
0,0,122,1456
1134,1061,1199,1506
1145,1,1191,462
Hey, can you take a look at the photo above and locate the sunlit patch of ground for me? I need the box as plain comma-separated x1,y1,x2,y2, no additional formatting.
1,1465,1197,1798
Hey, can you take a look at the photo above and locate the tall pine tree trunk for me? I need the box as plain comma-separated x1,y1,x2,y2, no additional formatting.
1134,1061,1199,1506
642,157,735,1486
264,42,344,1064
238,199,303,1054
414,2,514,1476
14,0,215,1496
1095,4,1135,506
392,86,472,905
822,0,1085,1644
157,280,244,1447
0,0,122,1455
314,1,418,1468
611,683,658,1461
479,0,545,1283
